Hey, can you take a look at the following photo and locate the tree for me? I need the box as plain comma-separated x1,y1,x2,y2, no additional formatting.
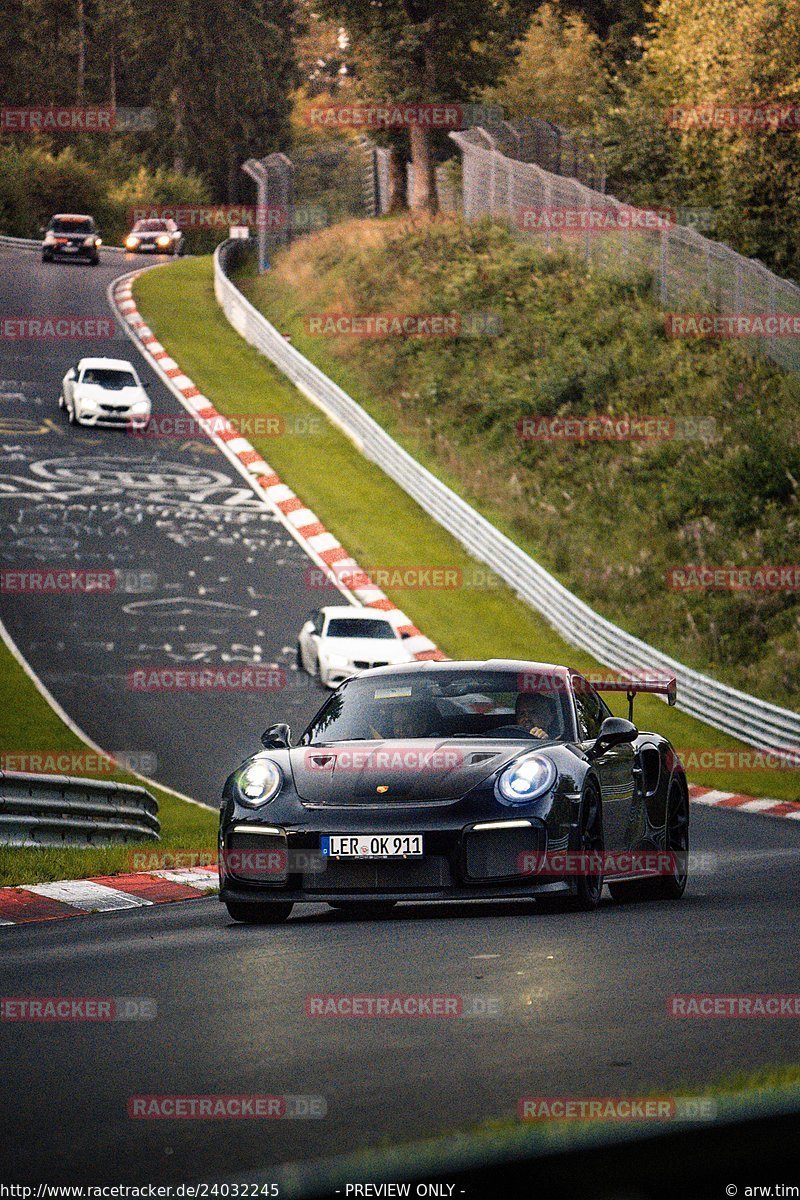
611,0,800,275
484,3,612,131
313,0,529,212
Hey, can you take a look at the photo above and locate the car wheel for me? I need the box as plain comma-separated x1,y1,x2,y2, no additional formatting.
537,780,604,913
329,901,397,916
296,642,303,670
225,901,293,924
42,254,51,263
91,255,99,266
609,779,689,903
572,780,604,910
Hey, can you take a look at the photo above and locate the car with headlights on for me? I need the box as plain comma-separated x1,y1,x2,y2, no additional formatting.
297,605,416,687
124,218,184,256
42,214,102,264
59,357,151,429
218,659,688,923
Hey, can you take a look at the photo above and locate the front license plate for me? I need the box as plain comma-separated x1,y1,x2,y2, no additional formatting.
321,834,423,858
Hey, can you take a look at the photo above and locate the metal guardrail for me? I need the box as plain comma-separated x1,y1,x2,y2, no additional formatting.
0,233,123,253
214,239,800,756
0,771,160,847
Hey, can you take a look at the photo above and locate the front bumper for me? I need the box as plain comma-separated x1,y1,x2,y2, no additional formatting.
76,408,149,428
218,818,565,905
45,242,97,258
126,242,169,253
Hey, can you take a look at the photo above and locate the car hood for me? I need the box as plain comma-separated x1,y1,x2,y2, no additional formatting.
289,738,533,805
320,636,412,664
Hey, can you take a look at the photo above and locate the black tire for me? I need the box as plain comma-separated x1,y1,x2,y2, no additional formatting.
572,780,604,910
537,780,604,913
225,901,293,924
296,642,303,670
90,255,99,266
42,254,51,263
609,779,689,903
329,900,397,916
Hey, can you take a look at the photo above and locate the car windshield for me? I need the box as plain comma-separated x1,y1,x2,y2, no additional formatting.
301,669,574,744
50,218,94,233
81,368,137,389
325,618,398,640
135,220,169,232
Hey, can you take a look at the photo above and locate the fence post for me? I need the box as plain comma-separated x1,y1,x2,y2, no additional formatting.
241,158,270,272
659,227,669,305
542,174,552,252
580,184,592,267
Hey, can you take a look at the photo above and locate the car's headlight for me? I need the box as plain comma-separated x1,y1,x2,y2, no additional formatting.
156,235,170,247
79,394,97,407
95,238,102,246
236,758,282,806
126,236,139,248
130,398,150,409
324,652,351,669
83,236,96,247
44,233,56,244
496,755,556,806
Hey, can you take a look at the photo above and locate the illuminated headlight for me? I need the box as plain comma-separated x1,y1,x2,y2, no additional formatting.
496,755,556,806
126,236,139,248
156,235,170,247
236,758,282,806
44,233,56,244
96,238,102,246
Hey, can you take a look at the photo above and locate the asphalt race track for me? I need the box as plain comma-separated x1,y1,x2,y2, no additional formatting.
1,243,799,1186
0,245,330,802
1,805,799,1182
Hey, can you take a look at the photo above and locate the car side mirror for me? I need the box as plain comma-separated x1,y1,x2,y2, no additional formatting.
143,381,150,389
588,716,637,759
66,369,77,380
261,722,291,749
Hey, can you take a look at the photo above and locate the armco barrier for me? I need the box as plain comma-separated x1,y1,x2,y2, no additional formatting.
0,772,160,846
0,233,123,253
213,239,800,757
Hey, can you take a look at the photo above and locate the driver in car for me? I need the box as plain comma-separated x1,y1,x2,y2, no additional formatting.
493,692,559,739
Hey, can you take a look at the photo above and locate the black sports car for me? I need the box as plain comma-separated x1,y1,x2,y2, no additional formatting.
218,660,689,923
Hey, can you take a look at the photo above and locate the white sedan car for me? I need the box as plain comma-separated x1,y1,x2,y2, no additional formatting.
298,606,416,688
59,357,151,429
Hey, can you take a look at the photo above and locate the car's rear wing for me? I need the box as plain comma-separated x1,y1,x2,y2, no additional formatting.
592,675,677,721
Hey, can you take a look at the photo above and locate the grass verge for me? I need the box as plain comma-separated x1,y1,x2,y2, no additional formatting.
297,1061,800,1185
0,632,216,888
132,255,800,803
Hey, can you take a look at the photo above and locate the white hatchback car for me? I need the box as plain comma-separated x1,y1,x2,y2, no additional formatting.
59,357,151,429
298,605,416,688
